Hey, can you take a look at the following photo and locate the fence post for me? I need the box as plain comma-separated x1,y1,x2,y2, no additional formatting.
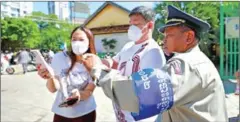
220,2,224,79
238,2,240,74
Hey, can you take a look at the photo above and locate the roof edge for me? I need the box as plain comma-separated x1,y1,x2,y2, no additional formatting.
82,1,130,27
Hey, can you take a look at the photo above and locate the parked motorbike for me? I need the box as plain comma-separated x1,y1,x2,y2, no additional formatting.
5,61,37,75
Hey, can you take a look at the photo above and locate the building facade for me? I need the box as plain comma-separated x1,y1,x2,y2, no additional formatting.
47,2,89,24
48,2,69,20
83,1,131,53
69,2,89,24
1,2,33,18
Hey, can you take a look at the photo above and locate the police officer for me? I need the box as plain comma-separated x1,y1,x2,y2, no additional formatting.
82,5,228,122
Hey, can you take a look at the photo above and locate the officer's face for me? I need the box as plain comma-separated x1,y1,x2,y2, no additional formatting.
163,26,194,53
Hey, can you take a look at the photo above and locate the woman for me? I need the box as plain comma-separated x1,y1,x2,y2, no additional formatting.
38,26,97,122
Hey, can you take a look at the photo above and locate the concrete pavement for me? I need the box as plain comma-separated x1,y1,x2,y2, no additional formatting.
1,72,115,122
1,71,239,122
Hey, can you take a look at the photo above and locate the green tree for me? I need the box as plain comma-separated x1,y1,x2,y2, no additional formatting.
153,2,220,58
25,12,76,51
1,17,41,49
1,11,77,51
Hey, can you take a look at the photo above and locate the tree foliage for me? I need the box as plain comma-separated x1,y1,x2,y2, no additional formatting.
1,17,41,50
153,2,221,57
1,12,77,52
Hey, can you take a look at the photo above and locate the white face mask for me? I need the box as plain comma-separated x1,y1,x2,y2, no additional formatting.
71,40,89,55
128,25,143,42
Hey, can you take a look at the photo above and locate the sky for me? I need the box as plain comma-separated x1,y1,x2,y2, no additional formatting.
33,2,157,18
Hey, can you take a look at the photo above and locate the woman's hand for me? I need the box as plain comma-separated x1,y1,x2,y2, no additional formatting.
82,53,102,72
37,64,52,80
66,89,81,107
66,83,95,107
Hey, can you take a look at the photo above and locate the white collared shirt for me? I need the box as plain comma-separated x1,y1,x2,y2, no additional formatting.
112,39,166,122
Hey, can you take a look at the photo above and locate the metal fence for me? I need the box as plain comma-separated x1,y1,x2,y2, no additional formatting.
220,2,240,80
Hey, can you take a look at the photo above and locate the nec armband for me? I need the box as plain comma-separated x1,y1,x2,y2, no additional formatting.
130,68,174,121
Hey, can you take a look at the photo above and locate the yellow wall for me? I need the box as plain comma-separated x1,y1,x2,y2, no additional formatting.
86,4,130,28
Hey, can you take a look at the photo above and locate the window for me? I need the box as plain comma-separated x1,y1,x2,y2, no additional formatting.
1,12,8,17
11,13,16,17
2,5,7,10
1,2,7,5
11,8,18,12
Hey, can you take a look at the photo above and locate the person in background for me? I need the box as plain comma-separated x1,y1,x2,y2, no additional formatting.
1,51,10,74
59,42,68,52
48,49,55,64
37,26,97,122
17,48,31,74
235,69,240,95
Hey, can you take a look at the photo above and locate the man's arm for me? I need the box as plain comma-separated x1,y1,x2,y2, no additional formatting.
101,58,118,69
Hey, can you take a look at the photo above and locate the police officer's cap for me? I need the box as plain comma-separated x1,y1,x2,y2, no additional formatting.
158,5,211,35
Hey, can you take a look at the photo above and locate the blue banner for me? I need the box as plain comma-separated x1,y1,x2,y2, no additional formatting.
131,68,174,121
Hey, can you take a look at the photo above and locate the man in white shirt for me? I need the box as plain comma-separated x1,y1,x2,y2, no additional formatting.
102,6,166,122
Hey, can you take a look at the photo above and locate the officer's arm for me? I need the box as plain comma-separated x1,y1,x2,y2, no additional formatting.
89,59,202,113
130,59,204,121
134,59,202,113
165,59,202,107
90,65,139,112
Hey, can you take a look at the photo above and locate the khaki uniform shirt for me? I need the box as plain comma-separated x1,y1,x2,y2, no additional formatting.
91,45,228,122
159,45,228,122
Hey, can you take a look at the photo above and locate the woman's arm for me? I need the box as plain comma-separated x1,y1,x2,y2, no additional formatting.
46,77,58,93
80,82,96,100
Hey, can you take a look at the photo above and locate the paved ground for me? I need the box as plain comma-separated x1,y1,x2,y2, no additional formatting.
1,71,239,122
1,71,115,122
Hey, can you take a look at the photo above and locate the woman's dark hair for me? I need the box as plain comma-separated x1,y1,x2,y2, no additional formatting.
67,26,96,74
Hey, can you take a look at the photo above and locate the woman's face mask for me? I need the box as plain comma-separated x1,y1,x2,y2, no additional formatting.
71,40,89,55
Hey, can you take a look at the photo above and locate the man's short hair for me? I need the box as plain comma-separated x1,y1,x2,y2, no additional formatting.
129,6,156,22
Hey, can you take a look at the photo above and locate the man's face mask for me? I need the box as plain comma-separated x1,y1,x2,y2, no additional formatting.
128,23,148,42
71,40,89,55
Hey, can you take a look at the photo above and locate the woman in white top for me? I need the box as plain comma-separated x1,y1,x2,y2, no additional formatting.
38,26,97,122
